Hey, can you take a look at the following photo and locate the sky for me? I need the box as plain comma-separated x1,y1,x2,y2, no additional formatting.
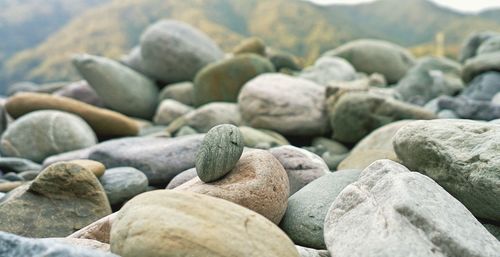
309,0,500,13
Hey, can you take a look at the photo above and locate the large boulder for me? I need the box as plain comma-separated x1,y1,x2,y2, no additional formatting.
0,162,111,237
269,145,329,194
324,160,500,257
324,39,415,84
299,56,356,85
0,231,117,257
73,54,158,119
239,74,329,136
110,190,299,257
0,110,97,163
5,92,140,137
393,119,500,221
135,20,224,83
176,149,289,224
193,54,275,106
280,170,360,249
328,92,436,143
395,57,464,106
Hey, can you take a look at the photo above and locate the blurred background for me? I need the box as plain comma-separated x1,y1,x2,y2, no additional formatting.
1,0,500,92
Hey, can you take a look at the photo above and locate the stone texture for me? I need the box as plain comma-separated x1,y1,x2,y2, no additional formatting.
196,124,244,182
73,54,158,119
461,71,500,101
0,110,97,163
270,145,329,194
338,120,411,170
54,80,105,107
0,232,118,257
47,238,110,252
296,246,331,257
0,157,41,173
0,162,111,237
239,126,289,149
324,39,415,83
299,56,356,85
110,190,299,257
69,213,117,244
459,31,499,63
5,92,140,137
462,51,500,83
176,149,289,224
194,54,275,106
99,167,148,205
437,96,500,120
393,119,500,221
280,170,361,249
395,57,463,105
137,20,224,83
153,99,193,125
477,35,500,56
165,168,197,189
167,102,241,133
323,160,500,257
68,160,106,177
328,92,436,143
233,37,266,56
158,81,194,106
239,74,329,136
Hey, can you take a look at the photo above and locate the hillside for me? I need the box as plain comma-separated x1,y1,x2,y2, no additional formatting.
2,0,500,90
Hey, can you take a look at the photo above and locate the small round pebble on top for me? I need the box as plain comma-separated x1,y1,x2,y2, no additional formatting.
195,124,244,182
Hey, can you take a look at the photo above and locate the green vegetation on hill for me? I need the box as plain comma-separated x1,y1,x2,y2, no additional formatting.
1,0,500,90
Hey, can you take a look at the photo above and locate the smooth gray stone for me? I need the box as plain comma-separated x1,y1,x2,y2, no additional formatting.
280,170,361,249
459,31,499,63
477,36,500,56
437,96,500,120
165,168,197,189
483,223,500,241
299,56,356,85
461,71,500,101
393,119,500,221
462,51,500,83
73,54,159,119
296,245,330,257
0,231,118,257
0,110,97,163
54,80,105,107
2,172,23,181
175,126,198,137
196,124,244,182
0,157,41,173
153,99,193,125
99,167,148,205
270,145,330,195
17,170,39,181
138,20,224,83
324,160,500,257
158,82,194,106
170,102,242,133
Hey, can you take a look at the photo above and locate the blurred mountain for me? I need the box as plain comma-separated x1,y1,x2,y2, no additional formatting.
1,0,500,90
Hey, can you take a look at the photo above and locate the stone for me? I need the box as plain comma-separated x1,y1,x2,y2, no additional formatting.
0,232,118,257
0,162,111,237
493,92,500,105
2,172,23,181
461,71,500,101
110,190,299,257
338,120,411,170
459,31,499,62
69,213,117,244
99,167,148,205
0,104,8,136
18,171,39,181
395,57,464,105
175,126,198,137
7,81,68,96
268,50,302,71
0,110,97,163
462,51,500,83
0,181,24,192
5,92,140,137
296,246,330,257
324,39,415,83
323,160,500,257
68,160,106,177
167,102,241,133
477,35,500,56
321,152,349,171
299,56,356,85
280,170,361,249
165,168,197,189
176,149,289,224
196,124,244,182
46,238,110,252
193,54,275,106
153,99,193,125
239,126,289,149
328,92,436,143
73,54,159,119
158,81,194,105
312,137,349,155
137,20,224,82
239,74,329,136
437,109,459,119
437,96,500,120
483,224,500,241
270,146,330,194
233,37,266,56
0,157,41,173
393,119,500,221
54,80,105,107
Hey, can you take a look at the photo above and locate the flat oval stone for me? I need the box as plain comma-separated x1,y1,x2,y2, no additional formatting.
195,124,244,182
